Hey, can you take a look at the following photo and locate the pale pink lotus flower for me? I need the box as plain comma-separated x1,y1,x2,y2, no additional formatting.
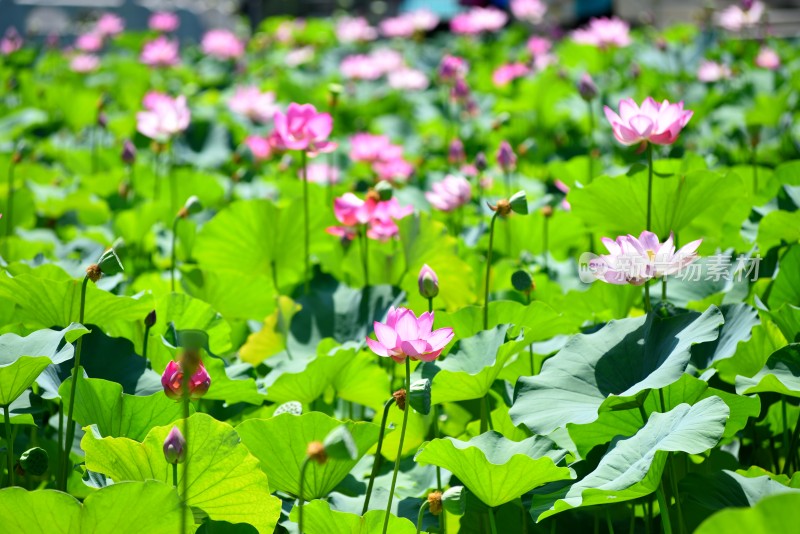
1,27,23,55
409,9,440,32
275,20,305,43
511,0,547,24
426,175,472,212
526,36,552,57
301,163,340,184
451,7,509,34
244,136,272,161
604,97,693,146
340,54,383,80
373,197,414,222
373,157,414,183
366,307,454,363
161,360,211,400
370,48,405,73
201,29,245,60
439,55,469,82
590,231,702,285
349,133,403,164
75,32,104,52
572,17,631,49
554,179,571,210
716,1,765,31
96,13,124,37
228,86,279,123
70,54,100,73
335,16,377,43
388,69,429,91
328,193,411,241
285,46,314,67
333,193,376,226
140,37,180,67
270,103,335,156
755,47,780,70
136,93,191,142
492,63,530,87
149,12,180,33
380,16,416,38
697,60,731,82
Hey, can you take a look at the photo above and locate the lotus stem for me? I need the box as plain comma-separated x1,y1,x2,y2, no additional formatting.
382,358,411,534
415,501,430,534
301,150,310,294
171,215,180,292
606,509,615,534
180,376,190,534
143,324,152,369
5,156,15,242
362,397,395,514
3,404,12,487
646,143,653,232
298,456,311,534
172,462,178,488
361,225,370,287
483,212,499,330
587,99,595,185
644,281,652,314
488,506,499,534
656,482,673,534
783,414,800,475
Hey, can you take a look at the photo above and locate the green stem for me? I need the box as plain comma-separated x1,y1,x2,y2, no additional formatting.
362,398,395,514
782,397,789,468
61,275,90,490
298,456,311,534
661,277,667,303
301,150,310,294
656,482,673,534
646,144,653,232
644,281,652,314
668,454,685,534
180,382,190,534
142,324,151,369
483,213,498,331
606,509,615,534
5,158,15,241
488,506,498,534
172,462,178,488
484,395,494,432
504,169,511,198
382,358,411,534
362,225,370,287
587,100,595,184
171,216,180,292
543,215,549,274
3,405,12,487
752,142,758,196
782,413,800,475
415,501,430,534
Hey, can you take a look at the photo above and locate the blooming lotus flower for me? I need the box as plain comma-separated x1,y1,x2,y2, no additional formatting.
75,32,104,52
270,103,335,155
149,12,180,33
372,197,414,223
228,86,279,123
388,69,429,91
335,16,377,43
136,93,191,142
526,36,552,57
409,9,440,32
511,0,547,24
349,133,403,164
591,231,702,285
328,194,413,242
301,163,340,185
370,48,405,72
418,264,439,299
604,97,693,146
426,175,472,212
201,29,244,60
366,307,454,363
340,55,382,80
70,54,100,73
717,1,765,31
244,136,272,161
492,63,529,87
439,55,469,82
163,427,186,464
573,17,631,49
333,193,376,226
497,141,517,171
380,16,416,38
161,360,211,400
140,37,180,67
755,47,780,70
697,60,731,82
1,27,22,55
96,13,124,37
450,7,508,35
373,157,414,183
285,46,314,67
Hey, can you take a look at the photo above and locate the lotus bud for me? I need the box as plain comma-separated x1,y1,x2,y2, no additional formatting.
448,138,465,165
442,486,466,515
474,151,488,172
121,140,136,165
96,247,124,277
408,378,432,415
508,191,528,215
496,141,517,172
577,73,597,102
144,310,157,328
418,264,439,299
163,426,186,464
178,195,202,219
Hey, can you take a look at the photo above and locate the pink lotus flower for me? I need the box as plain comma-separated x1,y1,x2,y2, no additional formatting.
554,179,571,211
140,37,180,67
75,32,104,52
409,9,440,32
697,60,731,82
526,36,552,57
201,29,244,60
333,193,376,226
439,55,469,82
426,175,472,212
388,69,429,91
604,97,693,146
96,13,124,37
492,63,530,87
336,16,377,43
349,133,403,164
366,307,454,363
301,163,340,185
136,93,191,142
572,17,631,49
270,103,335,155
1,27,22,56
285,46,314,67
590,231,702,285
228,86,279,123
149,12,180,33
418,264,439,299
380,16,416,38
370,48,405,72
511,0,547,24
755,47,780,70
161,360,211,400
328,194,413,241
717,1,765,31
373,157,414,183
450,7,508,35
340,54,383,80
163,426,186,464
244,136,272,161
70,54,100,73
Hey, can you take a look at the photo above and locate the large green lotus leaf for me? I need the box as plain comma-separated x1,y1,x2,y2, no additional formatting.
735,344,800,397
0,356,51,406
715,320,787,383
757,210,800,253
58,376,187,441
681,470,800,512
288,499,417,534
182,267,276,322
331,347,391,412
415,431,572,507
417,325,513,404
768,245,800,310
568,166,739,241
695,493,800,534
691,304,760,370
82,413,281,533
532,397,730,521
0,481,188,534
200,356,266,406
765,304,800,345
0,108,49,142
510,306,723,435
236,412,380,499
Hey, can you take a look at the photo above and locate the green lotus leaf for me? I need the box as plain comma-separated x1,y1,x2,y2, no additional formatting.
695,492,800,534
288,499,417,534
736,344,800,397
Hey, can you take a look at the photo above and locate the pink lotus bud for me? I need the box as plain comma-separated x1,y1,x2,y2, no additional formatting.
496,141,517,171
577,73,598,101
474,152,488,172
163,426,186,464
448,139,465,164
418,264,439,299
161,360,211,400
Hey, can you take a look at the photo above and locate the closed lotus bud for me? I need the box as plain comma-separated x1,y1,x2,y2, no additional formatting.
451,78,470,101
474,152,488,172
121,140,136,165
328,83,343,108
161,360,211,400
577,73,597,102
418,264,439,299
18,447,48,477
496,141,517,172
97,112,108,129
144,310,157,328
163,426,186,464
448,139,465,165
742,0,755,10
441,486,466,516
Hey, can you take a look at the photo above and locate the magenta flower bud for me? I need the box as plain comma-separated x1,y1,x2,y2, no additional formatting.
161,360,212,400
121,140,136,165
418,264,439,299
474,152,488,172
448,139,465,165
144,309,157,328
163,426,186,464
742,0,755,10
451,78,470,102
577,73,598,102
97,112,108,129
496,141,517,172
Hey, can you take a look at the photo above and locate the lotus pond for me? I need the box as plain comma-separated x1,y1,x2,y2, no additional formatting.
1,2,800,533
